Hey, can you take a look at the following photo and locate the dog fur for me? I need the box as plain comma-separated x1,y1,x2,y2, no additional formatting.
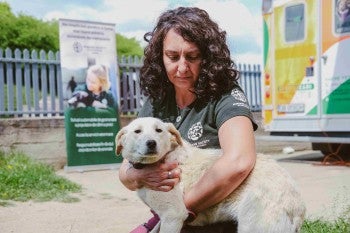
67,91,94,108
116,117,306,233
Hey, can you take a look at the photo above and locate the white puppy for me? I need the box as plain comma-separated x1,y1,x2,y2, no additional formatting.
116,117,306,233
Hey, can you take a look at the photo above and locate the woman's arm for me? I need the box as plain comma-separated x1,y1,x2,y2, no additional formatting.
119,158,181,192
183,116,256,214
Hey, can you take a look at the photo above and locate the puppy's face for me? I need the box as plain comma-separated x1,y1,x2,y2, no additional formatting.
116,117,182,164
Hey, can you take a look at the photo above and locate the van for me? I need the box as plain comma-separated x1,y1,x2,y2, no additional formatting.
261,0,350,156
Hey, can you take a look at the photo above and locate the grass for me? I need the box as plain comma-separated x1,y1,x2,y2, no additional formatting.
302,218,350,233
0,150,81,206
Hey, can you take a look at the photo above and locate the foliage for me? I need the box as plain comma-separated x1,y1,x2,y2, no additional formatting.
0,150,81,205
301,218,350,233
0,2,16,48
0,2,144,57
116,34,144,57
13,15,59,51
0,2,58,52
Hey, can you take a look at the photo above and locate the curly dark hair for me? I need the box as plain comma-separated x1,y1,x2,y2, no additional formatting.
140,6,240,102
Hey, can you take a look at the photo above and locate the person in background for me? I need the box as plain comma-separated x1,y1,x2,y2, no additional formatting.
68,64,115,109
119,6,257,233
66,76,77,94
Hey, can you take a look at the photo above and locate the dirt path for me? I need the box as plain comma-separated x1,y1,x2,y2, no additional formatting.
0,169,150,233
0,151,349,233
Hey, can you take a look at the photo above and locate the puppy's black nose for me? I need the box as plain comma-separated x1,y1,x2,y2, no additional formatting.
146,140,157,150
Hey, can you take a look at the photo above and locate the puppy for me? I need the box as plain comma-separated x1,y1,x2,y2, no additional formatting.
67,91,94,108
116,117,306,233
67,91,107,108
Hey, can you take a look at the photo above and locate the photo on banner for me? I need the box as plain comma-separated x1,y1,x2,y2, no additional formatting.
59,19,122,171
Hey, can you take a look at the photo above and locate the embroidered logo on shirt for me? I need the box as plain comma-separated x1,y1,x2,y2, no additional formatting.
231,89,250,109
187,122,203,141
231,89,247,102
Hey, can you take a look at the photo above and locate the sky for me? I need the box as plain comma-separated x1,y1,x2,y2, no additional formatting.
4,0,263,65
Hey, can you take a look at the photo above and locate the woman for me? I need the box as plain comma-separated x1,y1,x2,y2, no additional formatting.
119,7,257,233
68,64,115,109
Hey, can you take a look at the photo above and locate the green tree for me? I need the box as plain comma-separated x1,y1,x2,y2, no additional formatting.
116,34,144,57
0,2,16,48
0,2,144,57
11,15,59,51
0,2,58,52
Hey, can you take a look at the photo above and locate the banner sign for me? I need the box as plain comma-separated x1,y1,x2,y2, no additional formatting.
59,19,122,171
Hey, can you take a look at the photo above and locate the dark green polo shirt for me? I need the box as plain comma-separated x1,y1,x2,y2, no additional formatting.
138,87,258,149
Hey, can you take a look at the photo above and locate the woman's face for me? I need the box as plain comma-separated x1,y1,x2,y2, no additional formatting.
86,73,101,94
163,29,202,92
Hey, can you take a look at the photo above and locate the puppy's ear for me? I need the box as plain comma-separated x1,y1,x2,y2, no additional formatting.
167,123,183,146
115,128,127,155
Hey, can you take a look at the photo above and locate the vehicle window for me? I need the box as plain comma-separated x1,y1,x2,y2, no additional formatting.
334,0,350,34
262,0,273,14
285,4,305,42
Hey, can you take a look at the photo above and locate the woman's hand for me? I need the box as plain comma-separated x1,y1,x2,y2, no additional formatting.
133,161,181,191
120,159,181,192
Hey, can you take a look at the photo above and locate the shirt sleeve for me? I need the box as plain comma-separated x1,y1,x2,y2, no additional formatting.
215,88,258,131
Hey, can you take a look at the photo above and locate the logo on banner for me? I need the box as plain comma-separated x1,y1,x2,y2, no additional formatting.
73,41,83,53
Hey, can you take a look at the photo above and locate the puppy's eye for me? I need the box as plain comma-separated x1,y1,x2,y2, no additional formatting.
155,128,162,133
134,129,141,134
